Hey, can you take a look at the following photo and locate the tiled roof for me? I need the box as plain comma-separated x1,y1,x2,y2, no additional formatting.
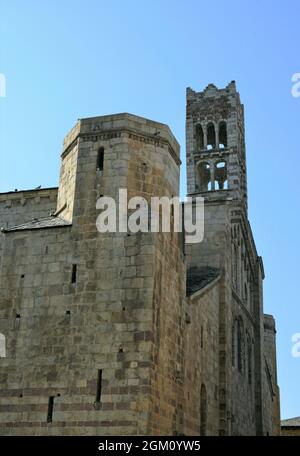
186,266,220,297
2,216,71,232
281,417,300,427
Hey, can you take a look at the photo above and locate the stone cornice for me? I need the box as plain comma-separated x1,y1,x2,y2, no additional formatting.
0,187,58,201
61,128,181,166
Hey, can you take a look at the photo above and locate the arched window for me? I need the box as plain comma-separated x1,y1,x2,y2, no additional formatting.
244,283,248,306
233,245,238,289
219,121,227,148
200,384,207,435
247,337,252,384
250,283,254,315
206,123,216,150
195,124,204,150
214,161,228,190
232,319,238,367
97,147,104,171
0,334,6,358
198,162,211,191
237,318,244,372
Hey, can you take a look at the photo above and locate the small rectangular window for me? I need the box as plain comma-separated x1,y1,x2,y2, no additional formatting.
71,264,77,284
47,396,54,423
95,369,103,403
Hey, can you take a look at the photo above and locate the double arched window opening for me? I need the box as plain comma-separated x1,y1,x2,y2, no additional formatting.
197,160,228,191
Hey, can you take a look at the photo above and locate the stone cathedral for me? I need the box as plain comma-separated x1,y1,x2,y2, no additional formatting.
0,82,280,435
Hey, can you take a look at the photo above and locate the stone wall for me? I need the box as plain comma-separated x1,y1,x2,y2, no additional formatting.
56,143,78,222
0,113,188,436
183,279,220,435
262,315,281,435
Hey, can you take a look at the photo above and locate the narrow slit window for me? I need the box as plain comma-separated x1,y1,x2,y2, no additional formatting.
248,340,252,385
95,369,103,404
0,334,6,358
244,283,248,306
237,318,244,372
97,147,104,171
71,264,77,284
232,321,236,367
200,384,207,435
15,314,21,330
47,396,54,423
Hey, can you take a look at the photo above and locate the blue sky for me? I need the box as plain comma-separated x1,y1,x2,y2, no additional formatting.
0,0,299,420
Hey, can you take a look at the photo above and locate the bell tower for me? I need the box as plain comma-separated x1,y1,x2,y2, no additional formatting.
186,81,248,211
